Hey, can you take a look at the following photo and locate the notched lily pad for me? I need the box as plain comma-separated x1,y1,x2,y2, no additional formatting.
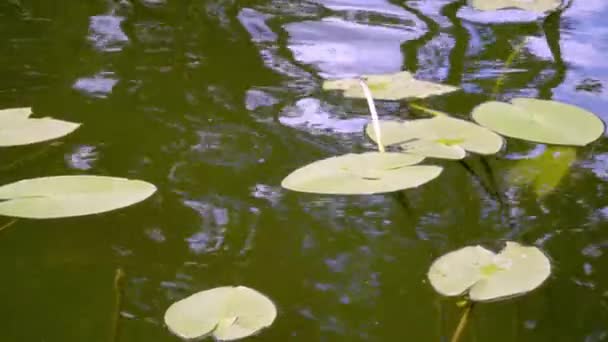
281,152,442,195
469,0,562,13
322,71,459,100
428,241,551,302
164,286,277,341
366,117,504,160
0,175,157,219
0,107,81,146
472,98,604,146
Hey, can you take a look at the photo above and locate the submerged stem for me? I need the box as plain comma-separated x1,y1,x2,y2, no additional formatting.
110,268,125,342
451,301,474,342
0,219,18,233
492,38,528,97
409,103,447,117
0,142,60,172
358,79,385,152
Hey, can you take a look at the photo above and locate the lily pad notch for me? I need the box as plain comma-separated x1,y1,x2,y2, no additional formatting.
164,286,277,341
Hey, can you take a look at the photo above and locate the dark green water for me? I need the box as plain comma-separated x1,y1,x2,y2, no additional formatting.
1,0,608,341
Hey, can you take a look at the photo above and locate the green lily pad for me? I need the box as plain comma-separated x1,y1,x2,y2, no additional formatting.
472,98,604,146
281,152,442,195
401,139,467,160
0,107,80,146
322,71,459,101
428,241,551,302
164,286,277,341
469,0,562,12
0,107,31,122
363,120,465,159
0,175,157,219
365,117,504,160
508,146,576,197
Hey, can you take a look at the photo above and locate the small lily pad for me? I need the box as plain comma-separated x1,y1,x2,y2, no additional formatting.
0,107,80,146
428,241,551,302
164,286,277,341
472,98,604,146
366,117,504,160
469,0,562,13
0,175,157,219
322,71,459,100
281,152,442,195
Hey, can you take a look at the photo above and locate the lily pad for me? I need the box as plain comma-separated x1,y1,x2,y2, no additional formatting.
401,139,467,160
365,117,504,160
0,175,157,219
472,98,604,146
281,152,442,195
428,241,551,302
164,286,277,341
508,146,576,197
322,71,459,101
469,0,562,13
0,107,80,146
0,107,31,122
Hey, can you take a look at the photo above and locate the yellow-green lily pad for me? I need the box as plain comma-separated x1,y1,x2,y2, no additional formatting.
0,107,80,146
0,107,31,122
0,176,156,219
428,241,551,302
469,0,562,13
401,139,467,160
164,286,277,341
281,152,442,195
472,98,604,146
366,117,504,160
322,71,459,101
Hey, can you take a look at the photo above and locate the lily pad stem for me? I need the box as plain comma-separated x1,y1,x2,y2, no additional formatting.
359,79,385,152
451,301,474,342
409,103,447,117
0,142,60,172
0,219,18,233
492,38,528,97
110,268,125,342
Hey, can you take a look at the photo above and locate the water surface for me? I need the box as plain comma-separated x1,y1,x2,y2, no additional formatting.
1,0,608,341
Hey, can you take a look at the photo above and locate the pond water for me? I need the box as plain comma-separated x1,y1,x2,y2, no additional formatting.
1,0,608,341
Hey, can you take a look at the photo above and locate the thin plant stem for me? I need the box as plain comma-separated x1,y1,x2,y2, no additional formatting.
0,142,60,172
392,191,412,214
451,302,474,342
479,157,503,206
409,103,447,117
492,38,528,97
358,79,385,152
110,268,125,342
0,219,18,233
458,159,499,202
